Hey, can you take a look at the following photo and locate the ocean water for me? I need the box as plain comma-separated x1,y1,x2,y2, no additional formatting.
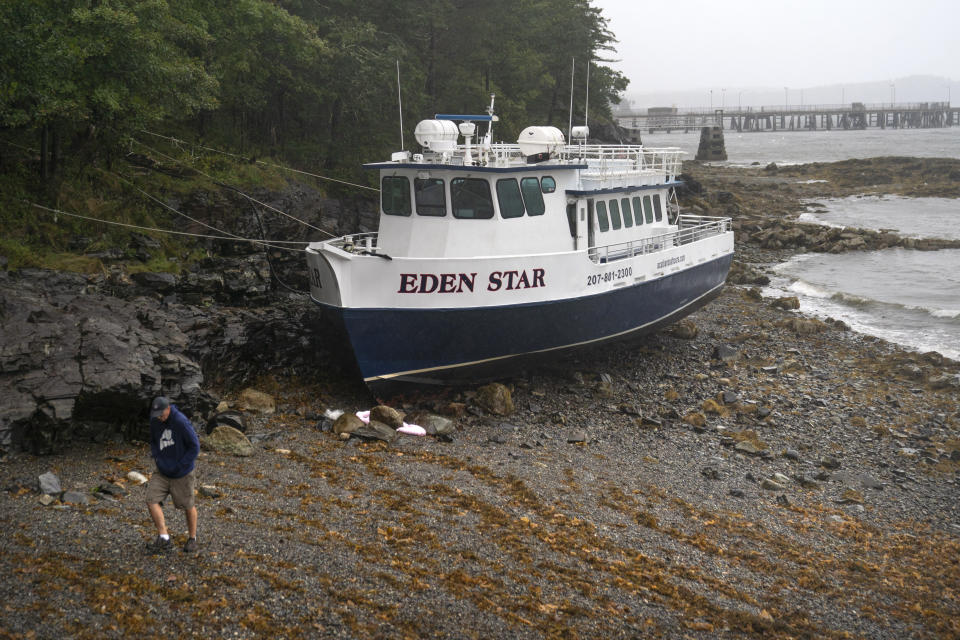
644,126,960,361
766,250,960,361
641,126,960,166
798,196,960,240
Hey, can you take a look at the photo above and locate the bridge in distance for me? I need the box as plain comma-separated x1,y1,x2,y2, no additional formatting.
616,102,959,135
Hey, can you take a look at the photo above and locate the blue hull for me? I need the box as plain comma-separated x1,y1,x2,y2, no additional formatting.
321,254,732,385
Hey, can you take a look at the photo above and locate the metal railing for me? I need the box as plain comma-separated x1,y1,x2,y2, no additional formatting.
326,216,730,265
417,142,685,174
590,215,731,264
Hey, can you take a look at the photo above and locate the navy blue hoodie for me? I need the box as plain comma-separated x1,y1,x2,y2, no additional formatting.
150,405,200,479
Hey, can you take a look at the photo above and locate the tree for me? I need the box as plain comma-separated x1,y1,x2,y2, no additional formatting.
0,0,219,174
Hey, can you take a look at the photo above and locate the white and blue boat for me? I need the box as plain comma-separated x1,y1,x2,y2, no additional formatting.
306,99,733,388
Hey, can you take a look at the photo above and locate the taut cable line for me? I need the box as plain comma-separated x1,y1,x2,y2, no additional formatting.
29,203,307,253
128,137,335,238
138,129,381,193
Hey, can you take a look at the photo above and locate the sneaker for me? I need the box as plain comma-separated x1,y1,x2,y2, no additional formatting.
183,537,198,553
151,535,173,552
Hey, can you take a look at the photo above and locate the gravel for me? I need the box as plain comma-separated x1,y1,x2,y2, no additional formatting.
2,159,959,638
2,283,959,639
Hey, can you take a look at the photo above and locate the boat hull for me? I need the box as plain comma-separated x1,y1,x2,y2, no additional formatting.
315,253,732,386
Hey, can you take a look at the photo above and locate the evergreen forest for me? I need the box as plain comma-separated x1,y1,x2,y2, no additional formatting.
0,0,628,270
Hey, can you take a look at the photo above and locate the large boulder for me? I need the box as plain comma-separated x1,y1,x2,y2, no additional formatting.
475,383,514,416
203,425,254,456
0,270,215,452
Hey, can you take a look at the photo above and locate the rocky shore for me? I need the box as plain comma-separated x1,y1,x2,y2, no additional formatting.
1,158,959,638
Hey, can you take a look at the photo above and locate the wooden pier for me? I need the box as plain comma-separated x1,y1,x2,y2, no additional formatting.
618,102,959,134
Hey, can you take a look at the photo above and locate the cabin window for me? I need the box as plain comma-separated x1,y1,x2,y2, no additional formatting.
520,177,545,216
632,196,644,225
541,176,557,193
381,176,411,216
496,179,525,219
609,199,622,230
643,195,654,224
620,197,633,228
596,201,609,232
414,178,446,216
451,178,494,219
653,194,664,221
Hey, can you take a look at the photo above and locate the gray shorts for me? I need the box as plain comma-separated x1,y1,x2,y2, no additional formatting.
145,470,196,509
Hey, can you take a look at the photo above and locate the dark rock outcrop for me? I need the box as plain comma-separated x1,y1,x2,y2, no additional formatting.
0,266,341,453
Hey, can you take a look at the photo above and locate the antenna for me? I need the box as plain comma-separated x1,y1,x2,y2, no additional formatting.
396,60,404,150
584,60,590,130
567,57,575,143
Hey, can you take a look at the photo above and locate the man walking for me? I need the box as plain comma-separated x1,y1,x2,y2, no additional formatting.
146,396,200,552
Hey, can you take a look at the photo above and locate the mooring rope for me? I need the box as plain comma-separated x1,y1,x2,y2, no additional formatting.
30,203,308,253
138,129,381,193
128,137,335,237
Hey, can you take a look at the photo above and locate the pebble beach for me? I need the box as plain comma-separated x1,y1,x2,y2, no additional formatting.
2,158,959,639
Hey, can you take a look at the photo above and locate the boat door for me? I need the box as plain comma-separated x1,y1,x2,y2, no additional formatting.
587,199,597,261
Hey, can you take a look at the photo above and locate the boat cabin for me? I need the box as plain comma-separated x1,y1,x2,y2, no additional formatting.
363,114,684,261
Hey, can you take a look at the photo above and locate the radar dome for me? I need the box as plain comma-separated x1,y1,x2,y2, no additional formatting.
517,126,565,157
414,119,459,152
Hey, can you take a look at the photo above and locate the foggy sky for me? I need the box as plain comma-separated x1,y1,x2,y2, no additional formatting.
596,0,958,94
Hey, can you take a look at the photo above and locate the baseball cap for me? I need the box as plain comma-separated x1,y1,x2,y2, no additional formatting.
150,396,170,419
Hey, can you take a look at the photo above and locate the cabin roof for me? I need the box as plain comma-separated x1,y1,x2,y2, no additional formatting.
566,180,684,196
363,162,586,172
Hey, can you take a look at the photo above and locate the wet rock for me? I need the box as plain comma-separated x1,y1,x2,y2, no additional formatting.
370,405,403,429
780,317,827,335
0,269,217,452
617,403,641,417
332,413,364,436
735,441,760,455
61,491,90,505
206,411,247,435
683,412,707,428
352,420,399,443
795,474,819,488
131,272,177,293
199,484,221,498
410,413,455,437
726,262,770,286
701,466,721,480
928,374,959,390
203,426,254,456
475,383,514,416
97,483,127,497
669,320,698,340
820,456,841,470
238,389,275,414
712,344,739,363
38,472,61,495
771,296,800,310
